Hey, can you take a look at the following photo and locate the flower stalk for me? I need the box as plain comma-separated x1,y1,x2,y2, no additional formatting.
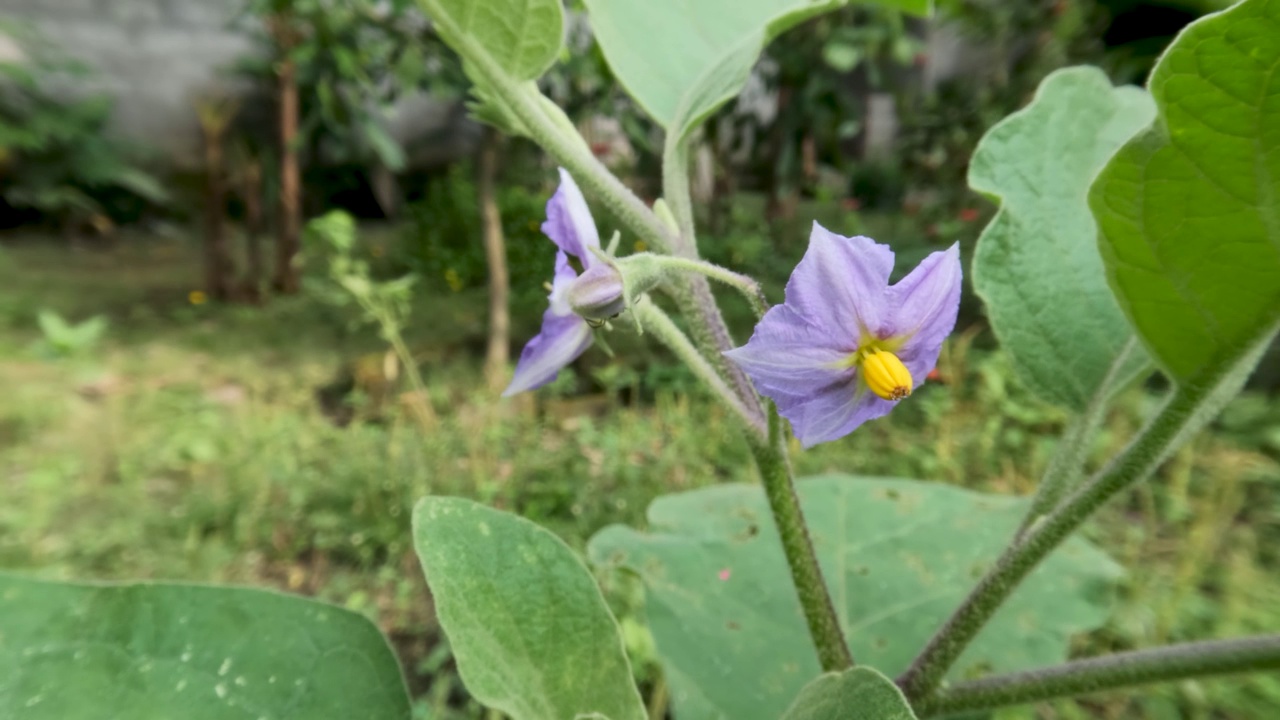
632,296,764,438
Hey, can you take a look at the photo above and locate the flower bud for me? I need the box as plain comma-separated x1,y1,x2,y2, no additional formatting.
567,263,627,319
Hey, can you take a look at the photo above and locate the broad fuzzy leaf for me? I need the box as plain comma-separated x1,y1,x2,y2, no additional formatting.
781,668,917,720
419,0,564,81
588,476,1120,720
0,575,410,719
582,0,929,139
413,497,646,720
971,66,1155,409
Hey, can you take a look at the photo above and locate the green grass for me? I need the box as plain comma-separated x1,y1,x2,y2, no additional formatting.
0,232,1277,718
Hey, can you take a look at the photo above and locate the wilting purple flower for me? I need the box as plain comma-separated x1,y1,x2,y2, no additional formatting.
725,223,962,447
503,169,623,397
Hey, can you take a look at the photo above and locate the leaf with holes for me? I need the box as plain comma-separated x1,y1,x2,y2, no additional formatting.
0,574,410,719
414,497,646,720
971,66,1155,410
588,476,1121,720
1089,0,1280,384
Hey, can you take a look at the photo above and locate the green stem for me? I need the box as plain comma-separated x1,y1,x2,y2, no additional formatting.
899,382,1218,700
632,296,764,438
661,133,697,249
1019,337,1143,536
915,635,1280,717
750,431,854,672
420,1,676,256
639,254,769,318
421,2,761,414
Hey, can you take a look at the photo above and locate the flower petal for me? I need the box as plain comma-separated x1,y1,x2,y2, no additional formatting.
887,243,963,380
547,250,579,316
724,305,854,402
784,384,895,448
503,310,592,396
541,168,600,262
785,223,895,341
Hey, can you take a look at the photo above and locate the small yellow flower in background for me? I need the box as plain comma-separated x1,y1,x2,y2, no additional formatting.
633,240,647,253
371,245,385,258
188,290,208,305
444,268,463,293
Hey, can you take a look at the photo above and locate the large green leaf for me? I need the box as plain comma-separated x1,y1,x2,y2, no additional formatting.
0,574,409,719
413,497,645,720
780,668,917,720
417,0,564,81
582,0,930,139
588,476,1121,720
1089,0,1280,383
971,66,1155,410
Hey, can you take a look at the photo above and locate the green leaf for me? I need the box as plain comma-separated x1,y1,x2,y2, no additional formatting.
971,66,1156,410
1089,0,1280,384
362,120,407,172
780,667,916,720
418,0,564,81
412,497,646,720
582,0,930,138
588,476,1120,720
0,573,410,719
822,41,863,72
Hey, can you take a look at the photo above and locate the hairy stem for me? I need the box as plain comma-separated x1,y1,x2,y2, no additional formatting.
632,296,764,438
750,431,854,672
638,254,769,318
420,4,762,418
900,316,1278,701
915,635,1280,717
661,134,697,249
1019,337,1144,535
899,380,1214,700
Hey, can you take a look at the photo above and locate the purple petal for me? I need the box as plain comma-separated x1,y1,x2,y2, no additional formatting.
784,385,895,448
784,223,895,341
887,243,963,380
504,251,593,396
541,168,600,262
724,305,855,402
546,250,579,316
503,310,592,396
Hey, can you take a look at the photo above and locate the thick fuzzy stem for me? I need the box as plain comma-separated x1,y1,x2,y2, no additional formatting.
900,381,1226,700
750,432,854,672
915,635,1280,717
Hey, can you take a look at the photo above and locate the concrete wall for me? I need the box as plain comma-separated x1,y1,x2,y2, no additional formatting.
1,0,255,165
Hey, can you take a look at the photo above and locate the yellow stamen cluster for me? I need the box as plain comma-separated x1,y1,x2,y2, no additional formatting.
861,348,913,401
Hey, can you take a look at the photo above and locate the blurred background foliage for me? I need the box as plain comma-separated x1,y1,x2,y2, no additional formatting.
1,0,1277,718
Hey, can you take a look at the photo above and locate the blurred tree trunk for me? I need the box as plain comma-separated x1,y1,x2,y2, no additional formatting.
197,97,239,301
240,155,265,302
271,14,302,294
478,128,509,392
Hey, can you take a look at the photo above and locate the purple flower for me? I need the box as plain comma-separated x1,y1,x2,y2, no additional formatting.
725,223,962,447
503,169,622,397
